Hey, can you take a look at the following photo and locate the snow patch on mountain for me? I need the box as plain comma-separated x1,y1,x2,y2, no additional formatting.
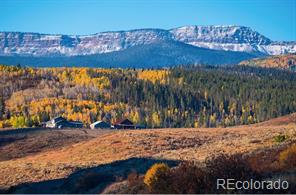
0,25,295,57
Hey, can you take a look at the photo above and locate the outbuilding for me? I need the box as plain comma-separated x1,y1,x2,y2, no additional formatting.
113,119,135,129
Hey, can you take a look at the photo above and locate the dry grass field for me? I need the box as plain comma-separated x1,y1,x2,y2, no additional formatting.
0,113,296,193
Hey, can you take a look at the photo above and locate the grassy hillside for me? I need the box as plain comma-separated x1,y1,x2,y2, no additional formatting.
0,114,295,193
239,54,296,71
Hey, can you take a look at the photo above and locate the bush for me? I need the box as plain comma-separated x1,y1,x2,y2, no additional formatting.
274,134,288,143
205,154,261,193
127,171,139,187
206,154,259,180
279,144,296,169
143,162,209,193
166,161,211,194
126,172,148,194
143,163,169,189
128,152,295,193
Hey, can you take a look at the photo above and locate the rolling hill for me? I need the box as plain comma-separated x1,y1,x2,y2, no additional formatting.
240,54,296,71
0,113,295,193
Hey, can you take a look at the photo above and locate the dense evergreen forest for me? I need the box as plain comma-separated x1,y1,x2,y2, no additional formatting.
0,64,295,128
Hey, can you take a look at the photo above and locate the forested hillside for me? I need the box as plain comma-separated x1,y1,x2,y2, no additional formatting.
0,64,296,128
239,54,296,71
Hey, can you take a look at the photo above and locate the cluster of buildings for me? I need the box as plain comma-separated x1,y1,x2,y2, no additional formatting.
45,116,144,130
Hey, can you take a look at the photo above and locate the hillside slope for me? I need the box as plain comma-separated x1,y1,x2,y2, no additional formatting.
240,54,296,70
255,112,296,126
1,113,296,192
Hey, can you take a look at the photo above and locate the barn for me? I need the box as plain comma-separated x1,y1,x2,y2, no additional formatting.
90,121,111,129
113,119,135,129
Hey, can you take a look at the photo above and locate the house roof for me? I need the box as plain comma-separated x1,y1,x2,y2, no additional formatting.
91,121,110,125
114,119,134,125
68,121,83,125
52,116,66,123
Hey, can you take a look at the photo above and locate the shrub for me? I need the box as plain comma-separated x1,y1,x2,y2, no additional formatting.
167,161,211,194
205,154,261,193
279,144,296,169
206,154,258,180
126,172,148,194
143,162,209,194
127,171,139,187
143,163,169,189
274,134,288,143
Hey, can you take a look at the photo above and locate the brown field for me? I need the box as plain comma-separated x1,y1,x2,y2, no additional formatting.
0,114,296,193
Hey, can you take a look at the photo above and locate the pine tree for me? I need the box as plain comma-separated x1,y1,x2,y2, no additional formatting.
0,97,4,120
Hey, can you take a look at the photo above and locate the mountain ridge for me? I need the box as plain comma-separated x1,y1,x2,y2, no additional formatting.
1,25,295,57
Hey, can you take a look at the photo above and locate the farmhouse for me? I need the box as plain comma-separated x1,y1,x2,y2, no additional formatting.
90,121,111,129
113,119,135,129
46,116,83,129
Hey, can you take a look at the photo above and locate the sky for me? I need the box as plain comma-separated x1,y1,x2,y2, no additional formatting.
0,0,295,41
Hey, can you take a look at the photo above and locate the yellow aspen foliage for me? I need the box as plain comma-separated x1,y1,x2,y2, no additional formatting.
144,163,170,188
138,70,169,84
224,116,231,126
16,98,129,126
209,114,217,127
194,120,199,128
229,102,237,114
242,105,246,113
92,76,110,89
152,112,161,127
59,70,72,82
130,110,140,123
2,120,12,128
9,116,27,128
247,115,254,124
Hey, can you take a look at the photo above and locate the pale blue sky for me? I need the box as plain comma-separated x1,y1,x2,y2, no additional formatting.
0,0,295,41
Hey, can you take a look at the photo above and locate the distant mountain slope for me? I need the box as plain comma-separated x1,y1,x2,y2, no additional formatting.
239,54,296,70
0,41,262,68
0,25,295,57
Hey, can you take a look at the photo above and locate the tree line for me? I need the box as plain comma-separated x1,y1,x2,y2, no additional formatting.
0,64,295,128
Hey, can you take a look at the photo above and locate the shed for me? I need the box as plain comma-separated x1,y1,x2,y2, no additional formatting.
113,119,135,129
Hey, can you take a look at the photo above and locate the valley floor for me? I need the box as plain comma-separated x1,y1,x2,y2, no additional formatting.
0,114,296,193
